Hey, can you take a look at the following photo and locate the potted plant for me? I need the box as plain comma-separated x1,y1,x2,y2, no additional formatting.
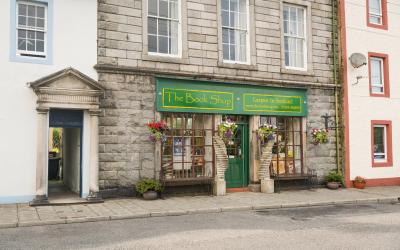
147,120,168,142
135,179,163,200
218,119,237,144
353,176,366,189
257,123,277,145
311,128,328,145
325,170,344,190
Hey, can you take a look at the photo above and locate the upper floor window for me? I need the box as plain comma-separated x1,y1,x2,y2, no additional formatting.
221,0,249,63
147,0,180,56
283,4,306,70
16,1,47,57
367,0,388,29
368,53,389,97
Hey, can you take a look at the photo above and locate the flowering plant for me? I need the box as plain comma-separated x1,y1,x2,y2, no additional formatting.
218,119,237,143
354,176,366,184
147,120,168,142
311,128,328,145
257,123,277,145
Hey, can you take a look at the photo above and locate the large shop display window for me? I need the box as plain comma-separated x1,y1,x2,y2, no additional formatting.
260,116,304,176
161,113,214,179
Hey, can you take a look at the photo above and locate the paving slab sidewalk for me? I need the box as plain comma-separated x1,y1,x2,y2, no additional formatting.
1,186,399,229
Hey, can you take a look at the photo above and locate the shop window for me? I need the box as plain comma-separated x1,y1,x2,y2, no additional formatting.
221,0,249,63
368,53,389,97
367,0,388,30
161,113,214,179
260,116,304,176
283,4,307,70
371,120,392,167
147,0,180,56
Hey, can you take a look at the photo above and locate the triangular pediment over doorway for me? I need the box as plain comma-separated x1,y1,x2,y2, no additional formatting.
29,67,104,109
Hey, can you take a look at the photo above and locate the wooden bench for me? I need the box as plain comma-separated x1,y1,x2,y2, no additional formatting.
161,177,214,197
271,170,317,193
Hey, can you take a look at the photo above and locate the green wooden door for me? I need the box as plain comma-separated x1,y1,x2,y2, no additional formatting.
225,123,249,188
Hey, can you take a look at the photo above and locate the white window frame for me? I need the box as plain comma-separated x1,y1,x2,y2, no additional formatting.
16,1,47,57
370,57,385,94
283,4,307,71
369,0,383,25
147,0,182,58
373,125,387,162
221,0,250,65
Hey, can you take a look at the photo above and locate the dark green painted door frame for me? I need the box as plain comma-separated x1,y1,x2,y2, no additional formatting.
225,123,249,188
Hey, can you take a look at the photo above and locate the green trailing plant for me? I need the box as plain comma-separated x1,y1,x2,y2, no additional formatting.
311,128,328,145
218,119,237,144
325,170,344,185
135,179,163,194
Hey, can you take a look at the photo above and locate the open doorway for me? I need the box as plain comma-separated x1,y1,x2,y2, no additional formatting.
48,109,83,201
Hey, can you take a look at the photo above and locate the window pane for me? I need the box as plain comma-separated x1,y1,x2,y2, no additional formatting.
223,44,229,60
18,16,26,26
170,0,178,19
297,9,304,37
222,10,229,26
18,38,26,50
239,13,247,29
27,39,35,51
37,7,45,18
369,0,382,14
36,40,44,52
284,36,289,51
371,58,383,88
285,51,290,66
229,29,235,44
222,0,229,10
222,28,229,43
148,17,157,35
18,29,26,38
158,19,168,36
369,15,382,24
230,0,238,11
283,20,288,34
170,21,178,54
159,36,168,53
18,4,27,15
230,45,236,60
230,12,239,28
28,17,35,27
239,30,246,46
148,35,157,52
37,18,44,28
283,6,289,21
27,30,35,39
27,5,35,17
159,0,168,18
239,45,246,62
148,0,158,16
374,126,385,157
37,31,44,40
239,0,246,13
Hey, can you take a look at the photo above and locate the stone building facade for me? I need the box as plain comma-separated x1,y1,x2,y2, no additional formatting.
96,0,339,194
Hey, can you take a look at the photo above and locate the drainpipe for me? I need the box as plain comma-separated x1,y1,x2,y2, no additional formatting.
332,0,341,173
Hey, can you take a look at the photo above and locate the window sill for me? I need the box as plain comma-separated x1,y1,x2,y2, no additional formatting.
142,53,188,64
370,93,390,98
218,61,258,71
10,54,52,65
367,23,388,30
372,161,393,168
281,67,314,76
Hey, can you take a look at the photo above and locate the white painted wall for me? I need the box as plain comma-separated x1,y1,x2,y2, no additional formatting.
345,0,400,180
0,0,97,203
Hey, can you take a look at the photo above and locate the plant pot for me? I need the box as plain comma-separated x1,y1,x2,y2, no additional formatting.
142,190,158,200
353,181,366,189
326,182,340,190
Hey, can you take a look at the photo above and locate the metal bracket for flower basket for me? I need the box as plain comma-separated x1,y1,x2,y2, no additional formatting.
321,113,343,130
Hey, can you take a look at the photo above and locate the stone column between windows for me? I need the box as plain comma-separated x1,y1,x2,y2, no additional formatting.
34,108,49,202
88,109,100,199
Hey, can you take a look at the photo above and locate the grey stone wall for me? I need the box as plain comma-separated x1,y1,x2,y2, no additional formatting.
97,0,339,189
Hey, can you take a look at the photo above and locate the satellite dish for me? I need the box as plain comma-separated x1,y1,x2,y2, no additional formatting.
349,53,367,68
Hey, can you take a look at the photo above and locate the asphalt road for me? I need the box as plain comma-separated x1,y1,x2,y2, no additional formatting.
1,203,400,250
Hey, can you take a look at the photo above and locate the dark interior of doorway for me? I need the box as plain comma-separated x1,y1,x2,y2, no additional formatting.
48,127,81,200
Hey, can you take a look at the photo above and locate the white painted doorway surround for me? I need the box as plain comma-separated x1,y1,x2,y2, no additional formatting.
29,68,103,202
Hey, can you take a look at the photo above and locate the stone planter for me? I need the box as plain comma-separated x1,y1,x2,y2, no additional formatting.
353,181,366,189
326,182,340,190
142,190,158,200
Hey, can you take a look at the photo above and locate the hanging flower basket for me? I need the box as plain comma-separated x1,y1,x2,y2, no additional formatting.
257,123,277,146
311,128,328,145
147,120,168,142
218,119,237,144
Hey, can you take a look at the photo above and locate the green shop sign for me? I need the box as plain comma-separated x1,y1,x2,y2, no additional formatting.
156,78,307,116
